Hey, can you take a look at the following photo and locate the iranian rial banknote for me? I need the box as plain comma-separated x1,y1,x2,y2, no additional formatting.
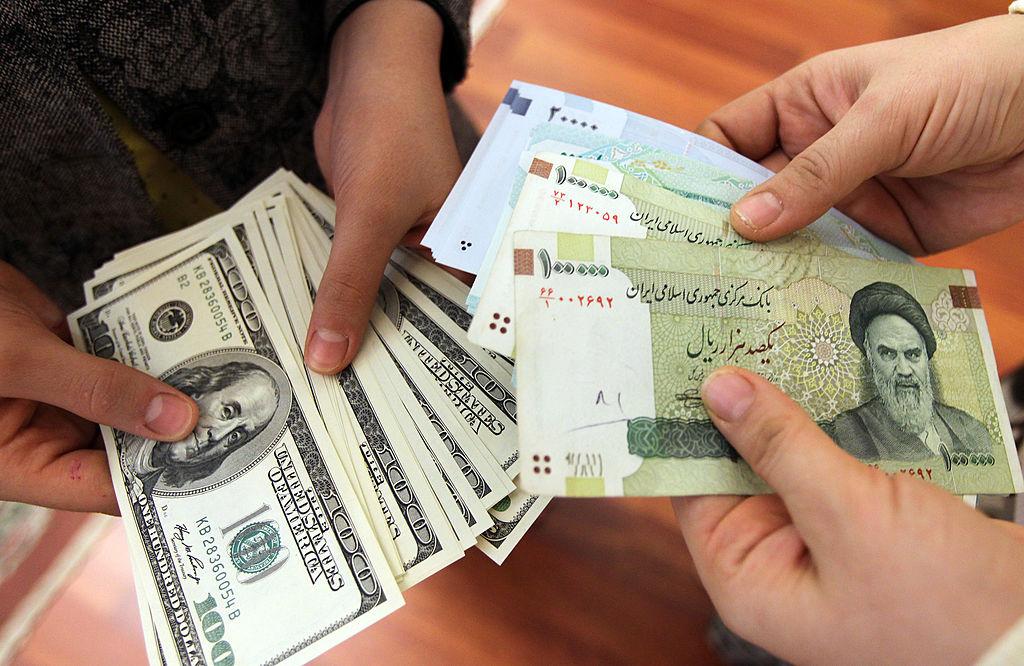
464,123,912,313
470,152,869,357
424,80,907,275
70,228,403,666
512,231,1022,497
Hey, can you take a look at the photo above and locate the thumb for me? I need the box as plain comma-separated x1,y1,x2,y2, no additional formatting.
304,210,402,374
730,97,899,241
0,263,198,441
8,331,199,441
701,367,875,548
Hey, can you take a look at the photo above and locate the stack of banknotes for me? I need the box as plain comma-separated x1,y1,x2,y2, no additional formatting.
71,80,1022,665
70,171,544,664
424,81,1022,499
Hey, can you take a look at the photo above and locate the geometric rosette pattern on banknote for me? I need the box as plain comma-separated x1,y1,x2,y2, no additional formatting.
776,304,861,419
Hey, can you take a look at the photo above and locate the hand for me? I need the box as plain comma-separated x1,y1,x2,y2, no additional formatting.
673,368,1024,665
0,263,198,513
306,0,461,373
698,16,1024,254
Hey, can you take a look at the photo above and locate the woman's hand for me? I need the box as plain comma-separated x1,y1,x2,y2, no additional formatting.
0,263,198,513
674,368,1024,665
306,0,462,374
699,16,1024,254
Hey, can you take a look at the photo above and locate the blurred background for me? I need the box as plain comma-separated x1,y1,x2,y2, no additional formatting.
3,1,1020,663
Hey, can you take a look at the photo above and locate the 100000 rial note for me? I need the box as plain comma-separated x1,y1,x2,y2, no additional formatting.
70,230,401,666
469,152,864,357
513,231,1022,497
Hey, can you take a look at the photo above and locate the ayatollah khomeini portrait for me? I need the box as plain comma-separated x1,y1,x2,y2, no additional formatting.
829,281,991,462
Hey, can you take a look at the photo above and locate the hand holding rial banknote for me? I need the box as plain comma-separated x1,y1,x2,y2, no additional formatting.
307,0,462,374
674,368,1024,666
699,15,1024,253
0,261,198,513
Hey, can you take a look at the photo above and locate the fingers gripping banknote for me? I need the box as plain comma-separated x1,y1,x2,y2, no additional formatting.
70,228,403,666
512,232,1022,497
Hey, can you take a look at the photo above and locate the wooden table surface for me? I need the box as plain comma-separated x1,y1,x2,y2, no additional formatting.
12,1,1021,664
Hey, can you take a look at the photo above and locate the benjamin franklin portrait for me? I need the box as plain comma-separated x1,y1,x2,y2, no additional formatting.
828,281,990,462
124,353,290,495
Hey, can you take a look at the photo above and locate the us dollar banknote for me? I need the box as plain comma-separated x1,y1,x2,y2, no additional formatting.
513,231,1023,496
338,347,464,588
254,183,555,563
70,228,402,666
372,260,550,564
378,267,521,477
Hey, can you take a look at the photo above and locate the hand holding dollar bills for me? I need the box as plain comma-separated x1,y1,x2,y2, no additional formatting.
71,169,547,664
0,262,198,514
305,0,463,376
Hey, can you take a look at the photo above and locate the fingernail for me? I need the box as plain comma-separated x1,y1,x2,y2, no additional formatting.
306,329,349,373
733,191,782,231
701,370,755,422
145,394,194,438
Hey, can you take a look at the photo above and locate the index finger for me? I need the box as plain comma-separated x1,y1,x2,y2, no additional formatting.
696,83,780,161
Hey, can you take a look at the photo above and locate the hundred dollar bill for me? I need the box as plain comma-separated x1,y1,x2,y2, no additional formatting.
513,231,1023,496
475,487,550,565
359,330,493,547
471,151,865,357
372,268,551,563
389,248,514,376
70,228,402,665
370,308,513,509
339,348,464,587
380,267,520,477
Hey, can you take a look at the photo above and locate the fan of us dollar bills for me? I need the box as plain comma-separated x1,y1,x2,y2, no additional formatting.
71,169,544,664
71,81,1020,666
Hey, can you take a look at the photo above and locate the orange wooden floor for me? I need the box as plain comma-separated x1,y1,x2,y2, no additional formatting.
12,1,1021,664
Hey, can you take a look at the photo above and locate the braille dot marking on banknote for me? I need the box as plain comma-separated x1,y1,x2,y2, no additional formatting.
530,455,551,474
488,312,511,334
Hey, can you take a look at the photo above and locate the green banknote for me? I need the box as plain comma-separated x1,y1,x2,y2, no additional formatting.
465,124,910,314
513,231,1022,496
529,122,909,263
469,152,886,358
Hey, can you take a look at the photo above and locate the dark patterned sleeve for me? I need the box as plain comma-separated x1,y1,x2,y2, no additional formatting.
324,0,472,92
